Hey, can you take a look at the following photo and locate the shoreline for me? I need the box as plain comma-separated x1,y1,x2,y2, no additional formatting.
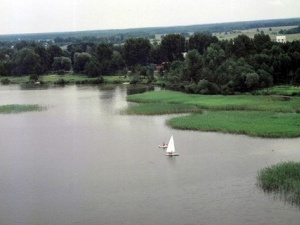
126,90,300,138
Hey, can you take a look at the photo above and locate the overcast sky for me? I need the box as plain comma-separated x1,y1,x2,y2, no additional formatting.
1,0,300,35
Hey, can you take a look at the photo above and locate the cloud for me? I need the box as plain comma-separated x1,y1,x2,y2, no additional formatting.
268,0,283,5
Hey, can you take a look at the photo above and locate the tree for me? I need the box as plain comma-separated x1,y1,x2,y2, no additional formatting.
52,57,72,71
245,72,260,90
96,43,113,62
149,45,164,64
73,52,91,73
13,48,40,75
185,49,202,83
188,32,218,54
294,68,300,86
232,35,254,58
47,45,63,66
0,61,13,76
34,45,51,73
253,33,272,53
124,38,151,67
109,51,125,74
161,34,186,62
84,58,101,77
257,69,273,88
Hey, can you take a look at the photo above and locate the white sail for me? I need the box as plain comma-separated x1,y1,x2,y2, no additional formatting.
166,135,175,153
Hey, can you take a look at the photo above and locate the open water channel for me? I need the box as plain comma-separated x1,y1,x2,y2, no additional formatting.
0,84,300,225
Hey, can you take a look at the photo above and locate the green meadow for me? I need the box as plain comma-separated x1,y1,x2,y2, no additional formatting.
214,25,300,42
0,104,44,114
125,103,202,115
168,111,300,138
127,90,300,113
126,89,300,138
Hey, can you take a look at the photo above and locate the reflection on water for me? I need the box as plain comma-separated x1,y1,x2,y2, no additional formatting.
20,83,50,90
126,85,155,95
0,84,300,225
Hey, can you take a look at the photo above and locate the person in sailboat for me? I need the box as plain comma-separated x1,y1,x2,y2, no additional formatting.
159,141,168,148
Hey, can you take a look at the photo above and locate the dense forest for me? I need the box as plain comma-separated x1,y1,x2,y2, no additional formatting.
279,25,300,35
1,18,300,94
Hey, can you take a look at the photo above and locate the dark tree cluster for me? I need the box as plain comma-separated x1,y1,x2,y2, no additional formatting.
1,31,300,94
163,33,300,94
279,26,300,35
0,41,65,76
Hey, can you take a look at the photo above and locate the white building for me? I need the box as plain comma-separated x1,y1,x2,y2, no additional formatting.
276,36,286,43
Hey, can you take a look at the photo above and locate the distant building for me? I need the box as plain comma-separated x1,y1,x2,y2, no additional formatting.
276,36,286,43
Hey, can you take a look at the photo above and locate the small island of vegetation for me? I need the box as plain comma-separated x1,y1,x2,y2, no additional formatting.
0,104,45,114
257,162,300,205
126,89,300,138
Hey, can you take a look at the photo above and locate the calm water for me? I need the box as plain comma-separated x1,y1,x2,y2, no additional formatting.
0,84,300,225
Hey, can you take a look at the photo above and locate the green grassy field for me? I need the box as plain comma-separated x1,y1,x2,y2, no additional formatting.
0,104,44,114
126,89,300,138
214,25,300,42
125,102,202,115
257,162,300,205
127,90,300,113
168,111,300,138
254,85,300,96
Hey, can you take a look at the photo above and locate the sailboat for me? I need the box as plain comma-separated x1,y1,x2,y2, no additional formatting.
165,135,179,156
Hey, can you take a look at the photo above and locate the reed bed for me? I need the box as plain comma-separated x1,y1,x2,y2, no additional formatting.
257,162,300,205
167,111,300,138
125,103,202,115
127,90,300,113
126,90,300,138
0,104,44,114
255,85,300,96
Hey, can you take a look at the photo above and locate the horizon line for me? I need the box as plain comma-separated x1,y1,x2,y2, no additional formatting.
1,17,299,37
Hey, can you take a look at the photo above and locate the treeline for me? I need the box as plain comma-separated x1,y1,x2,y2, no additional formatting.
1,32,300,94
279,25,300,35
163,33,300,94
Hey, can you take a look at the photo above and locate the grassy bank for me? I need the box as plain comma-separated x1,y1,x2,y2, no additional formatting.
0,104,44,114
127,90,300,113
126,89,300,138
257,162,300,205
167,111,300,138
254,85,300,96
125,103,202,115
1,74,131,85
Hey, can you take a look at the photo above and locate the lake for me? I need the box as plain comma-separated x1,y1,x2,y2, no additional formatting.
0,84,299,225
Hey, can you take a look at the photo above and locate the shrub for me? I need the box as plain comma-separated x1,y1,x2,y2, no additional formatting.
198,79,220,94
29,74,39,82
55,78,67,85
1,78,10,85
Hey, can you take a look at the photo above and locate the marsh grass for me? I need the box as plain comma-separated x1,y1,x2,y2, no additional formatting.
257,162,300,205
0,104,44,114
127,90,300,112
255,85,300,96
126,90,300,138
167,111,300,138
125,103,202,115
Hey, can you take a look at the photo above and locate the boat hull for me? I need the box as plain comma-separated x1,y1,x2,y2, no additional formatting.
165,153,179,157
159,145,168,148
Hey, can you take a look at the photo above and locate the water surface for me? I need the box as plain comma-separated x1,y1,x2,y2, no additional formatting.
0,84,299,225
